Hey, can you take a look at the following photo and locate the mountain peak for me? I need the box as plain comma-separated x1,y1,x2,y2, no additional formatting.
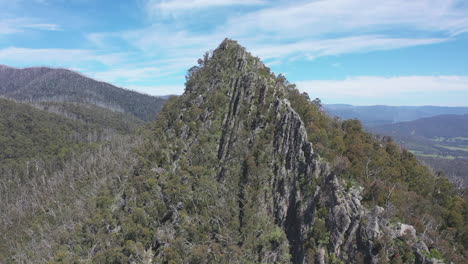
184,39,269,97
133,41,460,263
218,38,243,50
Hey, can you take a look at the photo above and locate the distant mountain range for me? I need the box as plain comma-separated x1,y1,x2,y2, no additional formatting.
0,65,167,121
324,104,468,127
372,114,468,139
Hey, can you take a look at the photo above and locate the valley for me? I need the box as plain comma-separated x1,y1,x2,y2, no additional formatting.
325,106,468,186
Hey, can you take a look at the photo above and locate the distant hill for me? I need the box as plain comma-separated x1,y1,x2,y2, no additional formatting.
0,98,141,168
324,104,468,127
0,65,167,121
372,114,468,139
370,114,468,185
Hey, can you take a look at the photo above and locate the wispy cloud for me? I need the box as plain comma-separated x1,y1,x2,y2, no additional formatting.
121,0,467,65
249,36,447,60
126,84,184,95
122,25,218,56
91,66,178,83
23,23,60,31
147,0,266,14
0,47,124,66
70,0,468,97
117,27,447,65
0,18,60,35
224,0,468,38
297,76,468,98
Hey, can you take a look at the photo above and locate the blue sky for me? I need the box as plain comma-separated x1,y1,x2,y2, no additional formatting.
1,0,468,106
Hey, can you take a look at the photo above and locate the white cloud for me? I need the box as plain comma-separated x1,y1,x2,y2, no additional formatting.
296,76,468,98
0,18,61,34
117,0,467,70
23,23,60,31
0,47,124,66
122,25,220,55
225,0,468,38
114,29,445,74
147,0,266,14
126,84,184,95
86,33,108,48
248,36,446,60
92,67,161,81
91,66,178,83
83,0,465,94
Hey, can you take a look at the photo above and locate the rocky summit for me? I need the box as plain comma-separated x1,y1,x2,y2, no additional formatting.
3,39,465,263
134,39,451,264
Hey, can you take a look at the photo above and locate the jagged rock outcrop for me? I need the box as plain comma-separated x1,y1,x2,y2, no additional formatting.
37,39,454,264
157,39,438,263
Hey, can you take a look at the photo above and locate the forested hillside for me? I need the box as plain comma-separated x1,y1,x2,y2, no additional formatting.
0,136,140,262
0,97,147,165
0,65,167,121
1,39,462,264
33,101,144,134
419,157,468,186
0,98,107,167
370,114,468,185
0,97,146,261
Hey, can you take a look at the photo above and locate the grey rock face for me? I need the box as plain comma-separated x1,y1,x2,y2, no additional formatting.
272,98,319,263
319,174,363,260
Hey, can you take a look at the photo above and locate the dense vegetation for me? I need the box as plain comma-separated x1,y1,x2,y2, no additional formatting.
419,157,468,186
0,98,103,167
0,136,140,262
369,114,468,185
0,98,145,261
0,66,167,121
34,101,144,134
0,98,145,167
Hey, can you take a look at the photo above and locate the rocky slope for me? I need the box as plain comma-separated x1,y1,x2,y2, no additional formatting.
8,40,465,263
